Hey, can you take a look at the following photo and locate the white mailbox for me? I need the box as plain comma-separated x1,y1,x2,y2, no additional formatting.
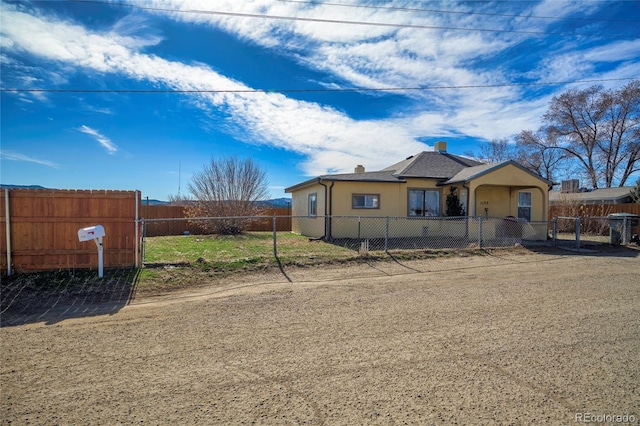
78,225,105,242
78,225,105,277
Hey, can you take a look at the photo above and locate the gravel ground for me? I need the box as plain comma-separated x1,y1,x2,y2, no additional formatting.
1,247,639,425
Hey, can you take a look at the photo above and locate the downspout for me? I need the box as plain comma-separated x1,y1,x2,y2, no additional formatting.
318,178,329,240
328,181,335,240
462,182,470,217
462,181,471,240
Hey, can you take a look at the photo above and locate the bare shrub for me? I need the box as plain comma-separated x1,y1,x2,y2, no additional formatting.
186,156,269,235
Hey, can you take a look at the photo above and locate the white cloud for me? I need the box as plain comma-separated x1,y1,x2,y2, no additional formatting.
1,3,428,173
78,125,118,154
531,39,640,83
1,1,636,175
0,151,59,168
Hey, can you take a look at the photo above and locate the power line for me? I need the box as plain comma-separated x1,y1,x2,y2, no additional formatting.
2,78,635,94
274,0,640,24
30,0,638,39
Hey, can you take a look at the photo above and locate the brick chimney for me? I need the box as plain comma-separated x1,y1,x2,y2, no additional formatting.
434,141,447,153
354,165,365,173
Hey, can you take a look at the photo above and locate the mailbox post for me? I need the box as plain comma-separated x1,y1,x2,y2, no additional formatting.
78,225,105,278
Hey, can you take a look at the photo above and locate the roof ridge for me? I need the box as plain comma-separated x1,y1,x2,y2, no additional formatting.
395,151,427,175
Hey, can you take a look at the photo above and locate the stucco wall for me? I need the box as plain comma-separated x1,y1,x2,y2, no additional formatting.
468,164,549,222
290,182,326,237
328,178,443,217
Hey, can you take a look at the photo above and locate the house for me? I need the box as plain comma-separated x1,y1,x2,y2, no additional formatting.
285,142,553,241
549,186,635,206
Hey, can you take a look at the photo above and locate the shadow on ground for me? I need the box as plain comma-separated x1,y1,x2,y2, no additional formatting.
0,268,140,327
525,242,640,258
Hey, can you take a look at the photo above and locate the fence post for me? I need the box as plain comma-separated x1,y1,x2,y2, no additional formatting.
478,216,483,249
273,216,277,258
384,216,389,252
141,219,146,264
135,190,140,268
5,188,11,276
552,217,557,246
575,216,580,250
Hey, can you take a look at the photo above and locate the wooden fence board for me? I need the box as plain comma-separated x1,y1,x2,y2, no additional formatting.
140,205,292,236
1,189,141,274
549,203,640,235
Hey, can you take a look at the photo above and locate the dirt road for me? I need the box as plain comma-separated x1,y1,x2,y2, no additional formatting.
2,248,639,424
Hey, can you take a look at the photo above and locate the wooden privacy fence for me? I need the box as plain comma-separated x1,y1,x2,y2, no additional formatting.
1,189,141,275
549,203,640,235
140,205,292,236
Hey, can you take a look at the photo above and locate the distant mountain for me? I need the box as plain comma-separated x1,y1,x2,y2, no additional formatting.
0,184,48,190
141,199,170,206
265,197,292,208
255,198,292,208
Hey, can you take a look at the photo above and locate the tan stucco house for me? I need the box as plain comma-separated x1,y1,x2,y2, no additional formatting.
285,142,552,241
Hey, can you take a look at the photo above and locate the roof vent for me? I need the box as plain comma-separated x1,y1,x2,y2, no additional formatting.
354,165,365,173
434,141,447,153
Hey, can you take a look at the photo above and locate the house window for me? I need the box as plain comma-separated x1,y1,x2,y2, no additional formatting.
408,189,440,217
518,191,532,221
308,193,317,216
459,188,468,216
352,194,379,209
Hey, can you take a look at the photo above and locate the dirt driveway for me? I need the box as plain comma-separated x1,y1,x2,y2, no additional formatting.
2,248,639,424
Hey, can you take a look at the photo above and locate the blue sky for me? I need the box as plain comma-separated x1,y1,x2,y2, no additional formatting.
1,0,639,200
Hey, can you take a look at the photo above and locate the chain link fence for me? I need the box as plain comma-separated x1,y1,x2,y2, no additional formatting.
292,215,549,252
140,215,551,265
552,215,640,249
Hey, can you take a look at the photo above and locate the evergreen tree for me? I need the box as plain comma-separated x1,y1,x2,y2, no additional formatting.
446,187,465,216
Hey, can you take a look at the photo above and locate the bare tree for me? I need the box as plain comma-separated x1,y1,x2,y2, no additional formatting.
187,156,269,234
598,80,640,187
167,193,193,206
465,139,515,163
543,80,640,188
514,129,568,183
476,138,515,163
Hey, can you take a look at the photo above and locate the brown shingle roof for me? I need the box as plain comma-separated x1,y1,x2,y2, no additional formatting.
549,187,634,204
382,151,483,178
284,150,549,193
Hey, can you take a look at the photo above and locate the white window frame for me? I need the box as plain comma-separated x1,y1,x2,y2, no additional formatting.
518,191,532,222
352,194,380,209
308,193,317,217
